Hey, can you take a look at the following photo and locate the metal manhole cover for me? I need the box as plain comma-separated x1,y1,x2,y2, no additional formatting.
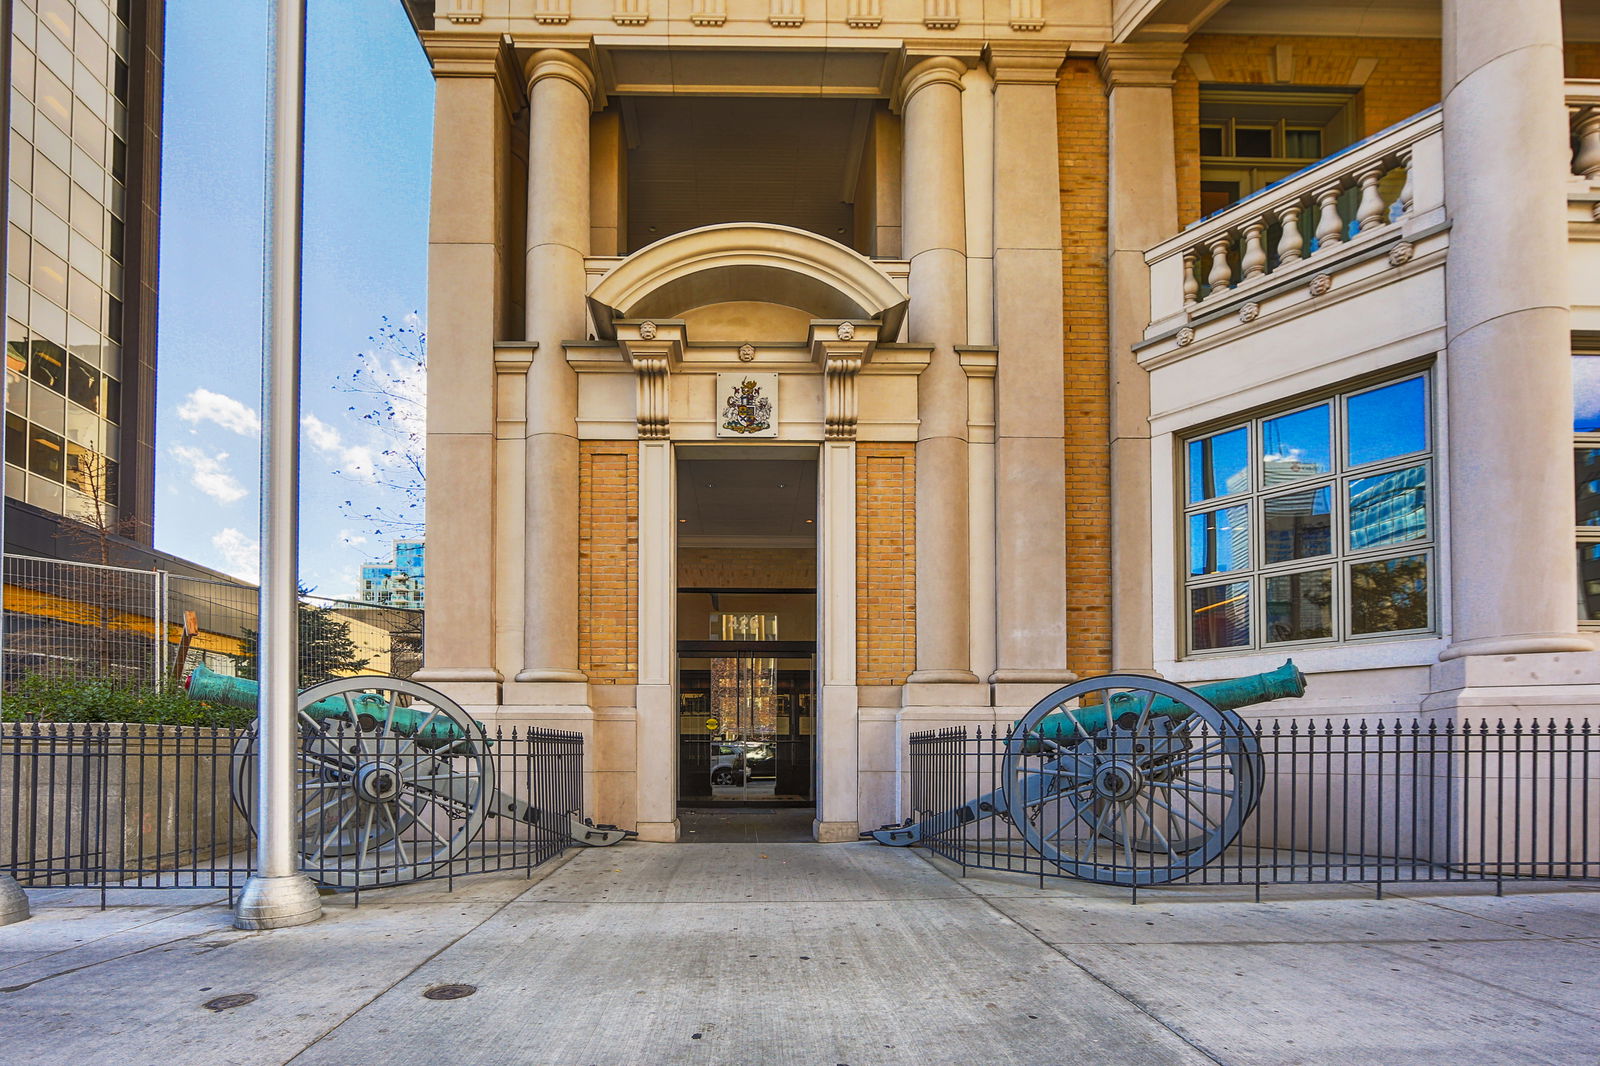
422,984,477,1001
203,993,258,1012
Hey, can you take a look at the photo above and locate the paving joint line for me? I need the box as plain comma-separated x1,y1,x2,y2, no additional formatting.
0,898,227,976
913,850,1232,1066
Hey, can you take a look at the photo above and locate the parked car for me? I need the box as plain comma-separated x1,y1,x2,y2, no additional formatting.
709,743,749,786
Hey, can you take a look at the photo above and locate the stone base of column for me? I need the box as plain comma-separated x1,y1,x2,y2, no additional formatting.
901,679,987,706
635,820,679,843
813,819,861,843
0,874,29,926
233,874,322,930
1438,634,1594,660
513,667,590,683
905,669,980,685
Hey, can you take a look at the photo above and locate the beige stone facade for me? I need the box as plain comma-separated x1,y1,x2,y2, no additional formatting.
404,0,1600,842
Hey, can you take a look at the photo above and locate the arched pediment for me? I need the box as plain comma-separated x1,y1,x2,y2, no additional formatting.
588,224,907,340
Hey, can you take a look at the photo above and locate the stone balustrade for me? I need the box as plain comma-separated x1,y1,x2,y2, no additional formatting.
1145,107,1443,334
1572,81,1600,181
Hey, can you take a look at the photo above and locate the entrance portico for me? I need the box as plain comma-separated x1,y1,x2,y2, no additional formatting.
416,39,1075,839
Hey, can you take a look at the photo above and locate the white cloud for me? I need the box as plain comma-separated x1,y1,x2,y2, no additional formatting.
211,528,259,582
169,445,248,504
338,529,367,549
177,388,260,437
302,413,376,481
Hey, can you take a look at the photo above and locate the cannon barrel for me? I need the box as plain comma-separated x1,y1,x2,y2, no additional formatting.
185,663,476,748
1032,660,1305,742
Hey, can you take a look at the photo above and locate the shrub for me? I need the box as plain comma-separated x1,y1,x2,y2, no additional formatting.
0,672,255,729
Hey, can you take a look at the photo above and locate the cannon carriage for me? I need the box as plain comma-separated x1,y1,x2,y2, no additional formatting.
867,662,1306,885
187,666,631,888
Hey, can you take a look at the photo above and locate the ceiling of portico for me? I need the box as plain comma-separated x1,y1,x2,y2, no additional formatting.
1197,0,1600,41
624,97,866,254
676,455,818,545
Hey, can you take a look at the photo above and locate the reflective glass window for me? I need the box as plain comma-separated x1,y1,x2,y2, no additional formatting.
1188,505,1250,575
1263,486,1332,563
28,422,63,479
1347,378,1426,467
1191,583,1250,650
1260,404,1330,484
1187,426,1249,503
1350,554,1429,635
1265,569,1333,643
1348,465,1428,550
1577,356,1600,432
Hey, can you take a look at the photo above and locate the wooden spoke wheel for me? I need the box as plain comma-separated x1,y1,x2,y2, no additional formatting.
231,676,494,888
1002,674,1263,886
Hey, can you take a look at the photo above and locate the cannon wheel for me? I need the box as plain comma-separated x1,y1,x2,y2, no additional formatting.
1002,674,1262,887
231,676,493,889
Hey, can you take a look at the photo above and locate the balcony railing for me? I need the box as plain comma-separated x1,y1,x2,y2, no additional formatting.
1145,107,1442,336
1572,80,1600,181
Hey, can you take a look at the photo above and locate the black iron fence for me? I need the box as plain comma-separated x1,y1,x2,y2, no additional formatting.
906,718,1600,899
2,720,584,904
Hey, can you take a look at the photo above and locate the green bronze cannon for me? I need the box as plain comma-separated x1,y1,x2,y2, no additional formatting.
867,662,1306,886
189,666,632,888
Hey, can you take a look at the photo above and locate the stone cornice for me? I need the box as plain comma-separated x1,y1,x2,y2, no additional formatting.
421,32,528,114
1096,42,1186,93
985,43,1065,84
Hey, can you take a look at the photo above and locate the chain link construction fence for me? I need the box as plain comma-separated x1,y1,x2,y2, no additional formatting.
1,553,423,693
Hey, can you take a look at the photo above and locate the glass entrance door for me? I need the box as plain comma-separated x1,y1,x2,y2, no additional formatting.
677,640,815,805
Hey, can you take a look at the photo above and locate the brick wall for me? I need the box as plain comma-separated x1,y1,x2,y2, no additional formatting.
1058,59,1112,678
578,442,637,683
856,443,915,684
1174,35,1443,227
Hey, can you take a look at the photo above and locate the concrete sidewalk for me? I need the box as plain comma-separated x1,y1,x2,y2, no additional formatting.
1,843,1597,1065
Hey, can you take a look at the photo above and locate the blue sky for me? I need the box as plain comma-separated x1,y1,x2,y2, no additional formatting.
156,0,432,597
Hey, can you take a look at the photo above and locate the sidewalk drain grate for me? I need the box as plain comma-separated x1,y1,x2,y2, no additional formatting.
203,994,257,1012
423,984,478,1001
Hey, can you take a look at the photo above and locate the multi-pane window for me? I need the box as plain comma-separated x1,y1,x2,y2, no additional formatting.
1574,354,1600,624
1182,374,1434,655
5,0,130,523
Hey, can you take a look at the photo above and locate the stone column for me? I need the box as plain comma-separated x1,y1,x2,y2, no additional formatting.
813,321,874,841
1099,44,1185,673
517,50,595,685
413,37,522,698
1439,0,1591,659
620,321,681,841
987,46,1073,694
901,56,978,685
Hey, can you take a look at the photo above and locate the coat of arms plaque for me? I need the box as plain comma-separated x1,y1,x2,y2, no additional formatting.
716,373,778,438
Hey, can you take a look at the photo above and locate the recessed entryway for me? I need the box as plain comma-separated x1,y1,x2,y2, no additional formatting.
674,448,818,818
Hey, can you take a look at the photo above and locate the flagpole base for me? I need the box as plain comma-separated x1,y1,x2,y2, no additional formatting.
233,874,322,930
0,874,29,926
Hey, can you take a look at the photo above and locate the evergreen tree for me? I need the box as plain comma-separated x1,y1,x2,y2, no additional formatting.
237,585,372,687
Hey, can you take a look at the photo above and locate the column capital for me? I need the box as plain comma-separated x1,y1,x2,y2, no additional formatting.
524,48,597,106
1096,42,1187,94
421,31,526,114
898,55,968,109
985,44,1065,85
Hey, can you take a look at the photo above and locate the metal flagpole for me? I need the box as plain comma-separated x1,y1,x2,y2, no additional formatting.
234,0,321,930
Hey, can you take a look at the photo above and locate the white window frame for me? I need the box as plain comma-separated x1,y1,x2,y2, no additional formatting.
1180,371,1437,658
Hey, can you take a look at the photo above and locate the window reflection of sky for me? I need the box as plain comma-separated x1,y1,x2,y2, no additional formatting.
1188,427,1249,503
1188,506,1250,575
1261,405,1330,482
1575,356,1600,432
1347,378,1426,466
